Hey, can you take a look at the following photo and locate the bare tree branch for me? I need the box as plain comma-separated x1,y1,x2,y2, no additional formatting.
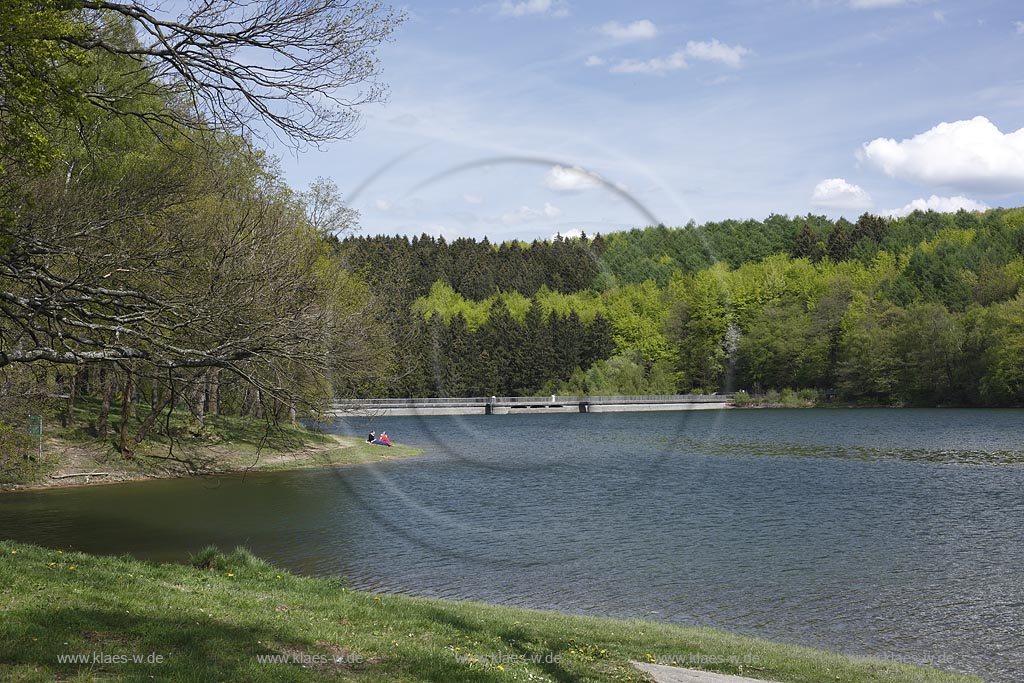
66,0,403,147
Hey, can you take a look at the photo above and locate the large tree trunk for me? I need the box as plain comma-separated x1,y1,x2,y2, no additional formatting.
190,377,206,425
206,368,220,417
252,389,263,419
133,388,172,445
128,378,137,419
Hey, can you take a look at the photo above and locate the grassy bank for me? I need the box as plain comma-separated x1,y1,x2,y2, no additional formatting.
0,542,978,683
1,399,421,489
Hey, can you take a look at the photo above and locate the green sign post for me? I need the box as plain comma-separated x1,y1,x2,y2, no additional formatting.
28,415,42,460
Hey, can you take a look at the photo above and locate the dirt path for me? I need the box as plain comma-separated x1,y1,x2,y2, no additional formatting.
632,662,782,683
4,434,359,492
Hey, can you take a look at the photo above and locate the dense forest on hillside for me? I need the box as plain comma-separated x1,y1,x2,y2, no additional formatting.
339,208,1024,406
5,3,1024,475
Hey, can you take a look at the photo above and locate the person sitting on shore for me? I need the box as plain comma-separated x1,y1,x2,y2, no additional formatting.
378,431,392,447
367,430,376,443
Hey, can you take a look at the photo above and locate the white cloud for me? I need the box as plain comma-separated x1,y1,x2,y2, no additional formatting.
421,223,461,240
584,55,605,67
859,116,1024,193
610,39,750,74
374,198,391,211
498,0,567,17
463,193,483,205
610,51,688,75
543,202,562,218
684,39,750,68
552,229,584,240
501,202,563,225
599,19,658,41
544,165,602,191
1016,21,1024,35
884,195,990,218
850,0,912,8
811,178,874,210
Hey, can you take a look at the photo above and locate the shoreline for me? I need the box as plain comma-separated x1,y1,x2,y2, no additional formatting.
0,540,981,683
1,432,423,493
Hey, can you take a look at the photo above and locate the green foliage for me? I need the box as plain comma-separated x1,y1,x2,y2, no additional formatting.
604,281,675,363
189,546,275,574
970,294,1024,404
0,0,89,171
382,206,1024,405
559,351,676,396
0,421,45,485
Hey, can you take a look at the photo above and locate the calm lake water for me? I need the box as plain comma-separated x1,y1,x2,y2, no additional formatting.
2,409,1022,681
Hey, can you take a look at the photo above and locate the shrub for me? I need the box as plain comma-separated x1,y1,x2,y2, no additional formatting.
190,546,273,573
0,421,45,485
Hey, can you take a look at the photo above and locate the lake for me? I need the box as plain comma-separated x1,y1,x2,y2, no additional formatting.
1,409,1022,681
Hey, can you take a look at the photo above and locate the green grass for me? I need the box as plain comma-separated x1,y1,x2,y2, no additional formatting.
2,396,422,488
0,541,979,683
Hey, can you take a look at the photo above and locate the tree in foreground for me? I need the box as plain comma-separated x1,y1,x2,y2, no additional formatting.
0,0,402,455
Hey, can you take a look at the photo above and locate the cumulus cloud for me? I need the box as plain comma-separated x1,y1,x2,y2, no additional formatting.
859,116,1024,193
463,193,483,205
610,39,750,74
545,165,602,191
599,19,658,41
1016,21,1024,34
374,198,391,211
811,178,874,210
884,195,989,218
584,55,605,67
498,0,567,17
684,39,750,68
502,202,563,225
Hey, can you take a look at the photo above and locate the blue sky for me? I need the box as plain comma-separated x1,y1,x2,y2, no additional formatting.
269,0,1024,242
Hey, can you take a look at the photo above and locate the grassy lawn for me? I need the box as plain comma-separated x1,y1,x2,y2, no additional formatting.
0,542,979,683
2,398,421,489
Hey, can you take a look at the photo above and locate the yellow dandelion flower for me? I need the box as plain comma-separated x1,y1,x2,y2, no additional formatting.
226,573,234,577
68,566,76,571
10,550,16,554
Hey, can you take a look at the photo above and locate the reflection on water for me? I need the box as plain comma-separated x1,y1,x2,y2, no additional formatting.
1,409,1022,682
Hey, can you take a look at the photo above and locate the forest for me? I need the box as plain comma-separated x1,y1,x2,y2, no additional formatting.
338,208,1024,406
3,1,1024,470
